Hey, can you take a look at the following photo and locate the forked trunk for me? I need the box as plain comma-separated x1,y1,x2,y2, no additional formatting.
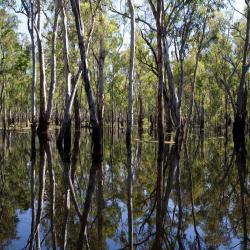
69,1,102,249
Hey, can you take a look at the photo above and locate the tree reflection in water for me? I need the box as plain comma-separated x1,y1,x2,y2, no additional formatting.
0,129,249,249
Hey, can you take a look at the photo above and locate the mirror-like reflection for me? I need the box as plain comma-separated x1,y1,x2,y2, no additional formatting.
0,128,249,249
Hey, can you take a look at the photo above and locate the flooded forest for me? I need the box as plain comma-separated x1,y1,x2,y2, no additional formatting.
0,0,249,249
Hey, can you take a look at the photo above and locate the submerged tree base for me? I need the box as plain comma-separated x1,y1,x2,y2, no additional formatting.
233,113,246,152
37,115,50,136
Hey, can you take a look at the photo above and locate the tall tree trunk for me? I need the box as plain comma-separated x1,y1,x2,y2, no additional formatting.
126,0,135,139
56,0,73,147
57,70,82,146
58,0,90,144
97,11,105,250
29,2,37,127
36,0,48,134
46,2,59,123
163,39,179,127
126,0,135,249
61,0,72,109
237,3,249,117
70,0,99,126
233,3,249,151
97,18,105,135
152,0,164,248
69,1,102,249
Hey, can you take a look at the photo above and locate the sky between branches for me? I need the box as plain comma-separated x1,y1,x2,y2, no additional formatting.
14,0,246,43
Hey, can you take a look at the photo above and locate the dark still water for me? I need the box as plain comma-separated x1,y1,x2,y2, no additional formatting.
0,129,249,250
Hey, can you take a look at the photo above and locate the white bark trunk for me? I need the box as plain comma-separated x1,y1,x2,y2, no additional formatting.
127,0,135,136
37,0,47,118
126,1,135,249
61,0,72,108
30,2,36,126
46,1,59,121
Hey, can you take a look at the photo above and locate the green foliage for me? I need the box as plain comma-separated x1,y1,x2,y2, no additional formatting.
0,8,31,112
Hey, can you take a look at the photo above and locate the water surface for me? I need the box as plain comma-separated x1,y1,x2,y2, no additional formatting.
0,129,249,249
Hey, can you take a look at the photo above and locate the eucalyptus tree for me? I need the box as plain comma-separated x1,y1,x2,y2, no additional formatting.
35,0,47,133
97,11,105,134
5,0,60,132
56,0,76,146
126,1,135,249
29,1,36,127
150,1,165,249
4,0,37,126
95,5,106,250
57,0,103,146
231,3,250,248
36,0,62,134
142,1,224,248
69,0,103,249
0,8,30,129
202,13,238,129
46,0,59,127
22,0,37,127
233,0,250,151
202,1,250,150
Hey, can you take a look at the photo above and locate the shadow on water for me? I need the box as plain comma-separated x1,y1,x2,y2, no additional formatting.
0,128,249,249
